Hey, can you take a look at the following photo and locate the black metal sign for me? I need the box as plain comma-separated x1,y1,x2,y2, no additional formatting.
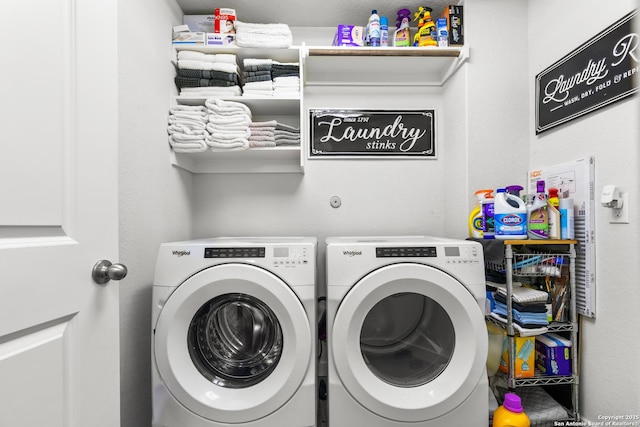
309,109,436,158
535,10,638,134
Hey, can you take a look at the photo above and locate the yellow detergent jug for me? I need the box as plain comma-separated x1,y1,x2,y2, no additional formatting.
493,393,531,427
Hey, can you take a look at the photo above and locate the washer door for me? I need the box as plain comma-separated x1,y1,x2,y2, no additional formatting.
331,263,487,422
154,263,311,423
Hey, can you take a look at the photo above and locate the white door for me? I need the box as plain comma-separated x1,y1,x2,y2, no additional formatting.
0,1,120,427
331,263,488,422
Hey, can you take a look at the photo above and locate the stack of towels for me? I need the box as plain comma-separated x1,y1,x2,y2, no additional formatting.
204,98,252,149
242,58,274,97
247,120,300,148
272,61,300,97
234,21,293,48
175,51,242,97
167,105,209,153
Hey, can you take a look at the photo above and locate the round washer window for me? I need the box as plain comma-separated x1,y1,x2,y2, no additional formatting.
360,292,455,387
188,293,283,388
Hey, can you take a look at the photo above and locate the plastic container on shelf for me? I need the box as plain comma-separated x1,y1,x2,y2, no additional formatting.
527,180,549,239
481,191,495,239
494,188,527,240
468,189,492,238
367,10,381,46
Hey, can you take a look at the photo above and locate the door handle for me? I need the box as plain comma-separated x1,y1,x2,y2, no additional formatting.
92,260,128,285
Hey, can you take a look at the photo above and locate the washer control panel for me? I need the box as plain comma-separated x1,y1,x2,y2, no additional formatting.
272,245,310,267
204,247,265,258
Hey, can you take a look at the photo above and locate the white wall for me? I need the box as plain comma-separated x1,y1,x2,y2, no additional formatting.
528,0,640,418
118,0,192,426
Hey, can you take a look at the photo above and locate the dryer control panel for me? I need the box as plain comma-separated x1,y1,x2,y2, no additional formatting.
204,247,266,258
272,246,310,267
444,245,482,265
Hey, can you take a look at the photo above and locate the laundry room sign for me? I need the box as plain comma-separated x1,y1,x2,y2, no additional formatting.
535,10,638,134
309,109,436,158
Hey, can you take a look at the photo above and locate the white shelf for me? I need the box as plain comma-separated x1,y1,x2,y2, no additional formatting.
171,147,303,174
302,45,468,87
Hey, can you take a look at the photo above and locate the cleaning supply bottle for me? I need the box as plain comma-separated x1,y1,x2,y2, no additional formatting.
494,188,527,240
493,393,531,427
469,189,493,238
559,197,575,239
380,16,389,47
547,187,561,240
367,10,381,46
393,9,412,47
506,185,524,208
527,180,549,239
413,6,437,47
481,190,495,239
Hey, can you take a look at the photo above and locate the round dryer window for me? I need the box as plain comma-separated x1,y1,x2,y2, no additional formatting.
188,293,283,388
154,263,311,424
360,292,455,387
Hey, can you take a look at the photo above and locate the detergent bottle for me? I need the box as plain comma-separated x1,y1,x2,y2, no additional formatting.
493,393,531,427
547,187,560,239
481,190,495,239
413,6,437,47
527,180,549,239
468,189,493,238
367,10,381,46
494,188,527,240
393,8,412,47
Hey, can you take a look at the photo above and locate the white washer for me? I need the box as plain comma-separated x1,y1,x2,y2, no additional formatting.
152,237,317,427
326,236,488,426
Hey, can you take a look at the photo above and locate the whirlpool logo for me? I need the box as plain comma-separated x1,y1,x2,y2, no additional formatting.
172,250,191,257
343,250,362,257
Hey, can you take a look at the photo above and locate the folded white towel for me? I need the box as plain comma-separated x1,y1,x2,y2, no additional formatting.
177,51,216,62
243,58,273,67
249,129,275,137
168,115,208,129
234,21,293,48
209,114,252,126
244,80,274,90
273,76,300,84
249,139,277,148
276,122,300,132
205,98,252,115
180,86,243,97
215,53,237,64
169,135,209,153
170,105,208,114
205,134,249,149
250,120,278,128
167,124,209,135
206,123,251,138
177,60,238,74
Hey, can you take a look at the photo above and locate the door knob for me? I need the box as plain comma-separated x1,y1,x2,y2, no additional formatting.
92,260,128,285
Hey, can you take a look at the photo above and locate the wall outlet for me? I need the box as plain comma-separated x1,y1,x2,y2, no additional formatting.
610,193,630,224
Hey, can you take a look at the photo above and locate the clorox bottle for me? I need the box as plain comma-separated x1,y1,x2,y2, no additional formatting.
493,393,531,427
494,188,527,240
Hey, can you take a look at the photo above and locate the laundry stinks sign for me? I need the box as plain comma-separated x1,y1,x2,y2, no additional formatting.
309,109,436,158
535,10,638,134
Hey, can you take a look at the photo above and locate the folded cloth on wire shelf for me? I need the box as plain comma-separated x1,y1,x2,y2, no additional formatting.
494,283,549,304
234,21,293,48
493,293,547,313
177,60,238,74
205,134,249,149
169,135,208,153
177,68,240,83
492,301,548,326
488,313,548,337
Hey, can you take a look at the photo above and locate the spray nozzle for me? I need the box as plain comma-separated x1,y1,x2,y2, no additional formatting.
413,6,425,21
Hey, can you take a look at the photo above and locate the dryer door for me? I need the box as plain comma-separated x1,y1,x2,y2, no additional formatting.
154,263,311,423
331,262,487,422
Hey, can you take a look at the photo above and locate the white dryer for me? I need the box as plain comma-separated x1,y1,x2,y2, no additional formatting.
152,237,317,427
325,236,488,426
